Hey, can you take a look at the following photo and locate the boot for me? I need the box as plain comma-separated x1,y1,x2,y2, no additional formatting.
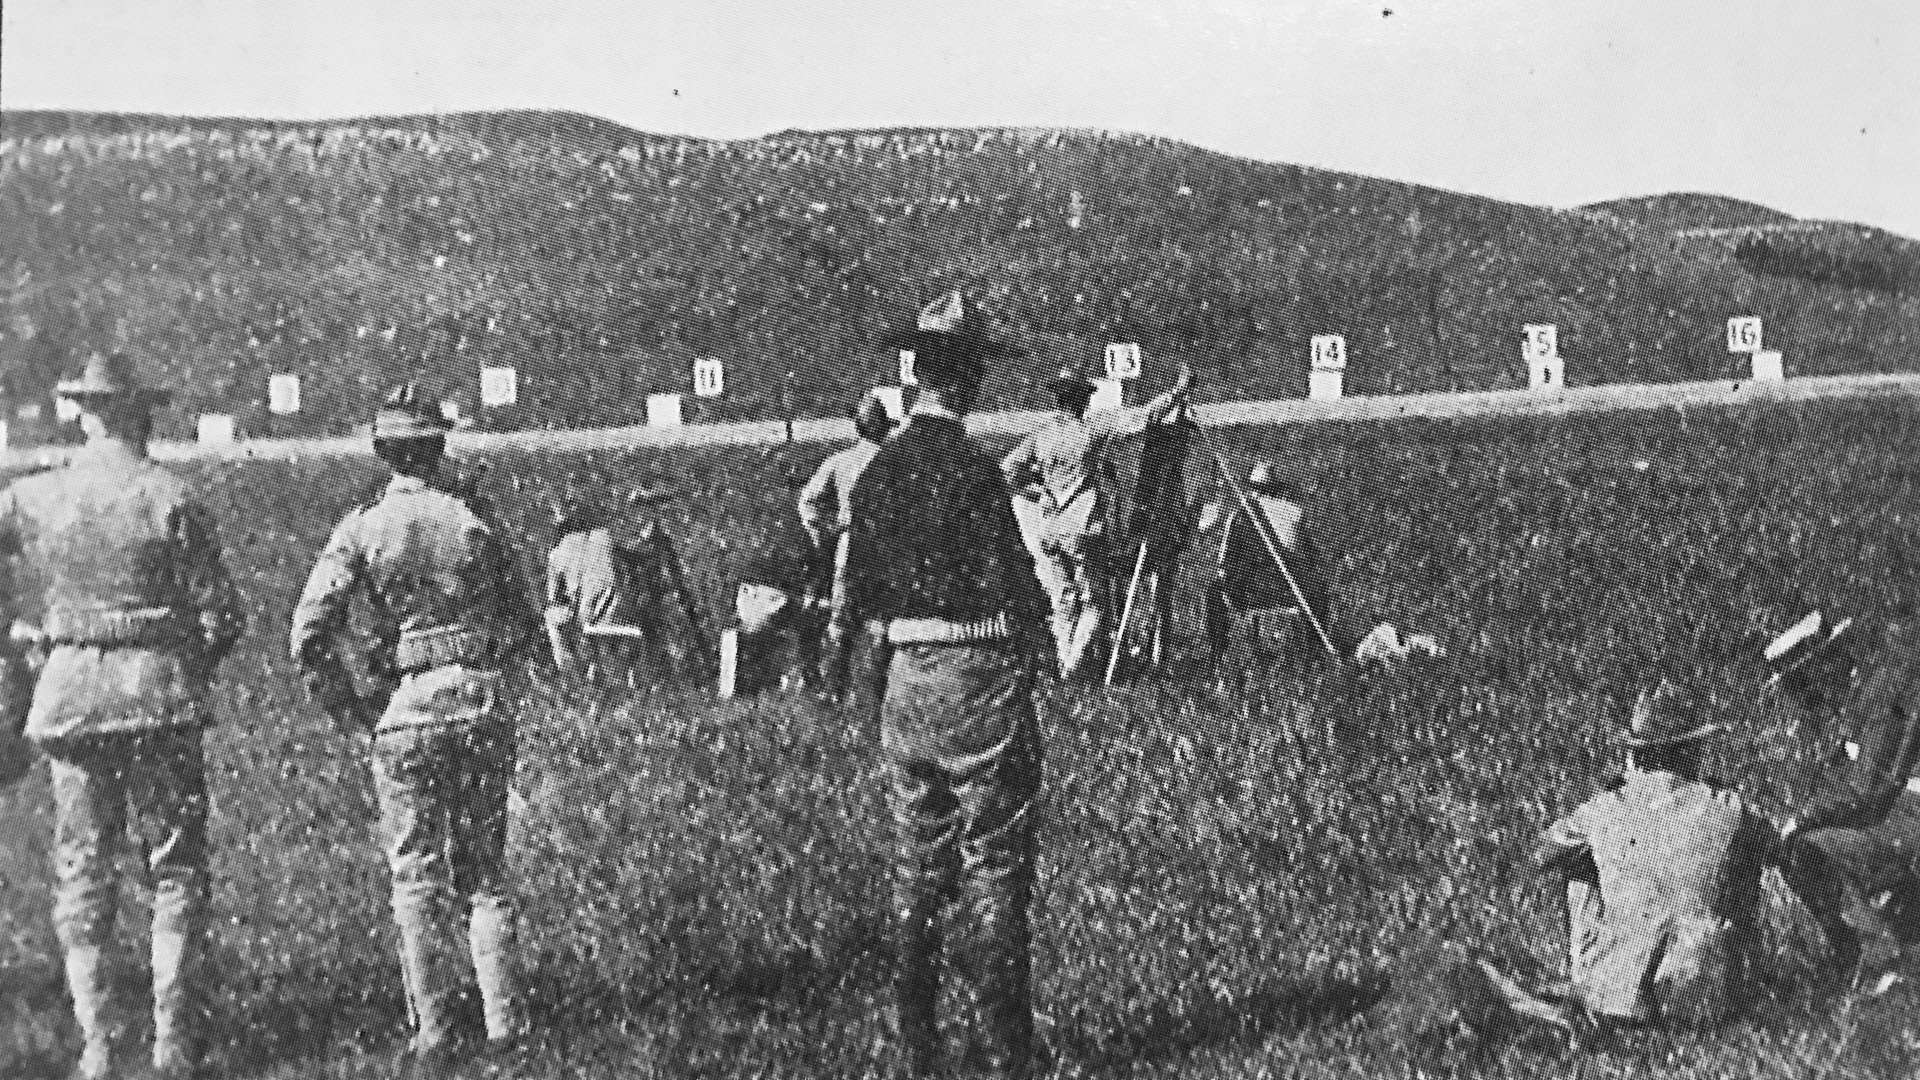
970,886,1035,1080
151,928,205,1076
469,898,529,1044
893,891,943,1079
62,944,117,1080
393,904,461,1054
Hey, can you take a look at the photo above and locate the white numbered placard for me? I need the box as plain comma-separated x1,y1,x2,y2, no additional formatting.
693,358,725,398
1307,368,1344,401
646,392,683,427
898,350,917,387
268,373,301,415
439,399,461,423
54,396,82,423
196,414,236,447
1528,354,1565,391
1088,377,1126,412
1522,324,1558,362
1750,349,1784,382
480,366,518,407
1726,317,1763,353
1310,334,1348,371
870,385,905,422
1103,342,1142,381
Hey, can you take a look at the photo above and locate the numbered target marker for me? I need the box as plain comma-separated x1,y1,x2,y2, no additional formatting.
1726,317,1763,354
693,358,725,398
898,349,917,387
268,373,301,415
1528,354,1565,391
1310,334,1348,371
1089,377,1126,412
197,414,237,447
646,392,684,427
1104,342,1142,381
480,366,518,407
1522,324,1558,362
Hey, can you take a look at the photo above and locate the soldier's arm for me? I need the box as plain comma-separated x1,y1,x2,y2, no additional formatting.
1531,799,1598,878
1000,434,1039,492
172,501,246,669
0,486,31,738
1095,366,1197,436
796,454,837,544
289,512,372,731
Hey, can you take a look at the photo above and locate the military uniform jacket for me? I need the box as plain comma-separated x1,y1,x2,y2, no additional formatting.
1799,620,1920,833
999,399,1173,544
290,473,539,730
798,439,881,542
0,442,245,739
1538,769,1775,1022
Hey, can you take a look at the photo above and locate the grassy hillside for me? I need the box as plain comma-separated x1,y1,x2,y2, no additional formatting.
3,395,1919,1078
3,109,1918,440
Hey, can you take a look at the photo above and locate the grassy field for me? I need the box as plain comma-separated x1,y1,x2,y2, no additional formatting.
3,396,1920,1078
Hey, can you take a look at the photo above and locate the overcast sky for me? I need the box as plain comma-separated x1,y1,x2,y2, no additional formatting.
5,0,1916,236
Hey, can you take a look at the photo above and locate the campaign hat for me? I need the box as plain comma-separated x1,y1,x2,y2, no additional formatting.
880,291,1022,385
1623,680,1723,747
370,383,453,442
55,352,172,405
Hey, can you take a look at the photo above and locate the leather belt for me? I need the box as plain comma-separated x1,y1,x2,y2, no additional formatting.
46,606,195,648
393,626,500,674
883,614,1012,646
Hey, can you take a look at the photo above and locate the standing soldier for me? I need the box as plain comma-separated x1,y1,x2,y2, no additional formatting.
290,386,542,1075
0,352,244,1080
797,389,895,699
1000,364,1193,681
1767,611,1920,992
847,291,1051,1078
1534,681,1779,1027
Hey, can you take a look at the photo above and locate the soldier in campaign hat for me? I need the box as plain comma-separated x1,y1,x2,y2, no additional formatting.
1767,610,1920,992
1000,361,1193,681
848,291,1051,1077
290,384,544,1075
797,389,896,699
1533,681,1780,1027
0,351,245,1079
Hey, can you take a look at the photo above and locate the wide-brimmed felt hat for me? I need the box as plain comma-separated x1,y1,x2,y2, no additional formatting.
1624,680,1722,748
370,383,453,441
55,352,172,405
880,291,1023,384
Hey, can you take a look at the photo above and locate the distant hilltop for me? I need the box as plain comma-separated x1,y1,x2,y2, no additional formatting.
1,108,1915,441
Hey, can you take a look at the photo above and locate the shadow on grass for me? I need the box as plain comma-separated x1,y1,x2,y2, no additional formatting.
1055,970,1391,1073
